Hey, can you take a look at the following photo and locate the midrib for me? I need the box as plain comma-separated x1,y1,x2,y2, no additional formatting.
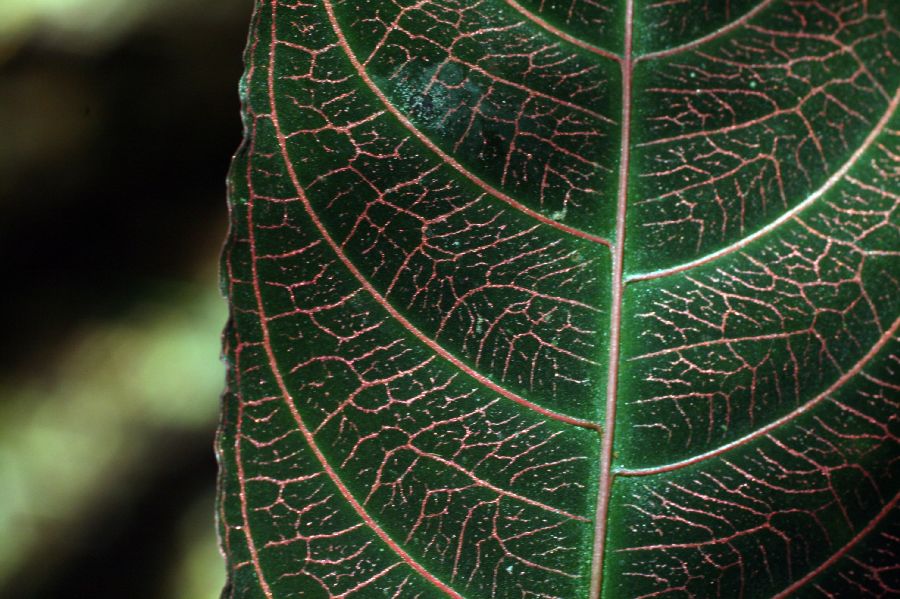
589,0,634,596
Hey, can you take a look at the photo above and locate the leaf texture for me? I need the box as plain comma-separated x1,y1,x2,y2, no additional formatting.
219,1,900,597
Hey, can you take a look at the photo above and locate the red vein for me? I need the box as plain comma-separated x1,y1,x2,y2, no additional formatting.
234,347,275,599
335,563,403,598
454,56,614,124
617,315,900,477
257,5,464,595
321,0,611,248
410,446,590,522
590,1,634,596
635,0,777,63
502,0,622,62
773,491,900,598
229,30,275,596
631,330,808,361
626,87,900,283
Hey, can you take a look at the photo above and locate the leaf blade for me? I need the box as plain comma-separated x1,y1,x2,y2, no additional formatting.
220,1,900,597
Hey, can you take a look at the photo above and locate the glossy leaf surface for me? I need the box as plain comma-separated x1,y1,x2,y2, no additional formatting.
219,1,900,596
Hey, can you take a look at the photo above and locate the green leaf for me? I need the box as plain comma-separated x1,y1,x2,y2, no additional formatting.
219,1,900,596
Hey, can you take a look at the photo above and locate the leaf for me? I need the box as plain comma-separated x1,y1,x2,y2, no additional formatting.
218,1,900,597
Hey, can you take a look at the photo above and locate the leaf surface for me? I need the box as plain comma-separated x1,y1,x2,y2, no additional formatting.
219,1,900,596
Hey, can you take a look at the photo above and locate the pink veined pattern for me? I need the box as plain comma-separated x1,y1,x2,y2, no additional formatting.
219,1,900,597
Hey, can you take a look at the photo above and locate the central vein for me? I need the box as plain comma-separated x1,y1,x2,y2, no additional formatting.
590,0,634,596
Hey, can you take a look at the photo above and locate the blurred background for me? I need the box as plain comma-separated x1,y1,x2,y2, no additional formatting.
0,0,251,596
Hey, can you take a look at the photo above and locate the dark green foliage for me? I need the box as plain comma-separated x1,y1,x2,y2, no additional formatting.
220,2,900,596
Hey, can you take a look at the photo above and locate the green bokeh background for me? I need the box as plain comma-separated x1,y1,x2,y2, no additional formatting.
0,1,251,596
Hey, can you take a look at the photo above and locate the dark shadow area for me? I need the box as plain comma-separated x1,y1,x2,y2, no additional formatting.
0,1,251,596
1,12,246,368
